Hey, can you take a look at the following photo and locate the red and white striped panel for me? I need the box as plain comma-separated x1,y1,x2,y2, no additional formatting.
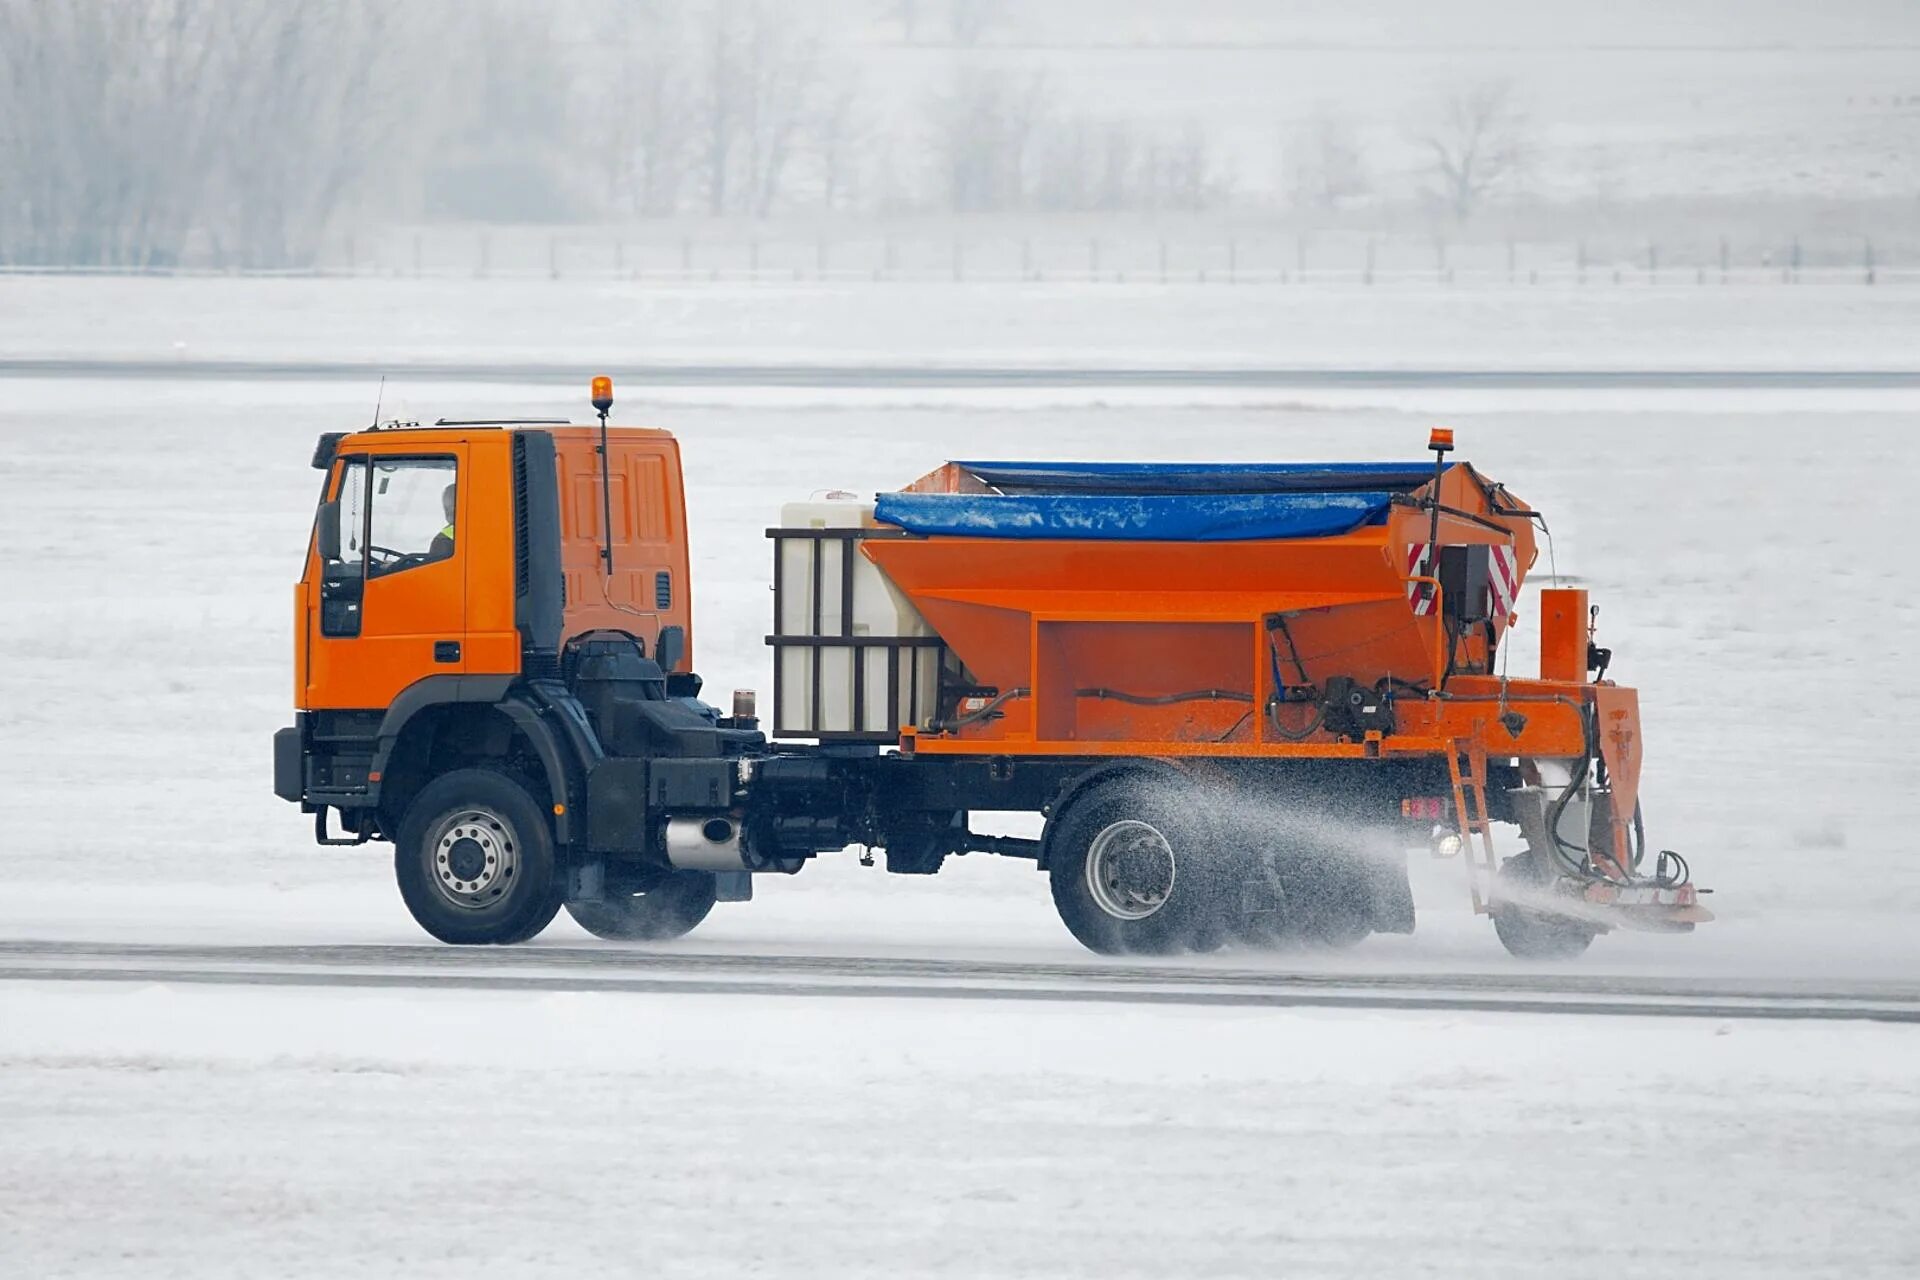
1405,542,1436,615
1404,542,1521,618
1489,544,1519,618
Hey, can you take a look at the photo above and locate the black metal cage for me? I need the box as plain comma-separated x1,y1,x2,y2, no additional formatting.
765,526,949,742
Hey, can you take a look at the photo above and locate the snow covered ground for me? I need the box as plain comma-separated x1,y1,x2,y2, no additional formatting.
5,981,1918,1279
3,275,1916,372
3,276,1918,1275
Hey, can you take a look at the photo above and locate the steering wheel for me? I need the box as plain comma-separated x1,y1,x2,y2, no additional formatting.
367,545,409,564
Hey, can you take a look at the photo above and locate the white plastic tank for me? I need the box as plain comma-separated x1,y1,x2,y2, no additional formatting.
774,497,941,737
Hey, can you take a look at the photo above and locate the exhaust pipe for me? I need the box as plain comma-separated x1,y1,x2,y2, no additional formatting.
665,817,748,871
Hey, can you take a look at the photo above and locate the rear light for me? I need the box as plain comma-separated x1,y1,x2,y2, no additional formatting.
1400,796,1446,820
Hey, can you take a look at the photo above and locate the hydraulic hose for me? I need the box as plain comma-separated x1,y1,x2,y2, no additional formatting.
1541,702,1627,883
1542,740,1596,879
930,686,1028,731
1074,687,1253,706
1265,698,1326,742
934,686,1253,732
1539,705,1684,886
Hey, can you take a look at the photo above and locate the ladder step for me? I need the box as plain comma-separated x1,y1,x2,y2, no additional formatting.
1446,737,1500,914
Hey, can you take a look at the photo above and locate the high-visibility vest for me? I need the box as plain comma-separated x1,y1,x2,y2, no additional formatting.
439,524,454,541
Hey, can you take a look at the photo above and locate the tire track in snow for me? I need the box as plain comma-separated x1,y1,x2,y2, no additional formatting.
2,942,1916,1023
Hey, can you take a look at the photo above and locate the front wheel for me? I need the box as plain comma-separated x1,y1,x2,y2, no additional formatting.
1047,777,1224,955
565,871,718,942
395,769,562,945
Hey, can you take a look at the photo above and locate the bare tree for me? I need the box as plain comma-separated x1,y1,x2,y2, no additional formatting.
696,4,739,215
1154,121,1218,211
1413,79,1528,222
0,0,224,265
0,0,415,268
585,6,693,216
947,0,1005,46
1029,113,1224,214
1282,109,1369,215
739,5,823,217
691,2,823,218
1029,115,1096,211
1095,120,1138,211
211,4,410,267
883,0,923,43
925,66,1048,211
809,84,866,211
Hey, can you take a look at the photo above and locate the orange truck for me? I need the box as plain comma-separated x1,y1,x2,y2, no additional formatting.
274,381,1708,956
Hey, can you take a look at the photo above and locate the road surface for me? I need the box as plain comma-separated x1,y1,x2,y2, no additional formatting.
4,940,1915,1022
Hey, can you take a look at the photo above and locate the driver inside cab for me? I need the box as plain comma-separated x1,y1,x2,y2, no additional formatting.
428,483,456,560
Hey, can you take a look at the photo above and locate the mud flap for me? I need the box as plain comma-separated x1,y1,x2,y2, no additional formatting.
1365,850,1416,934
1236,858,1287,929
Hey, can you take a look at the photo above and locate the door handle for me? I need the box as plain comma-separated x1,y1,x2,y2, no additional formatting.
434,641,461,663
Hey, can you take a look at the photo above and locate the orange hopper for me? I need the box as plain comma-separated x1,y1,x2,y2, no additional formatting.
863,457,1536,749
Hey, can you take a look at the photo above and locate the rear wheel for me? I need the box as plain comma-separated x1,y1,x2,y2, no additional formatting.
565,871,718,942
395,769,562,945
1047,778,1225,955
1491,852,1598,959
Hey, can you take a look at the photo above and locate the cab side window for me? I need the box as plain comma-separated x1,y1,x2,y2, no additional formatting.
335,456,458,578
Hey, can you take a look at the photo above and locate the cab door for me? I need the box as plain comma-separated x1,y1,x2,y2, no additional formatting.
304,447,468,709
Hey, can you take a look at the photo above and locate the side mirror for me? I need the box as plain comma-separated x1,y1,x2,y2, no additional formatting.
316,501,342,562
656,625,686,673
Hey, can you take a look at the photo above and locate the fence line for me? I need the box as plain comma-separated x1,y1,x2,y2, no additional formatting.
1,228,1907,287
4,265,1908,287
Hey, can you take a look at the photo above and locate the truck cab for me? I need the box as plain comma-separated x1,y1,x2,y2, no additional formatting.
297,422,693,711
277,418,757,944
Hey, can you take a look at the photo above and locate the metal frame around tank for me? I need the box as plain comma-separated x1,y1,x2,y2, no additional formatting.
765,526,949,742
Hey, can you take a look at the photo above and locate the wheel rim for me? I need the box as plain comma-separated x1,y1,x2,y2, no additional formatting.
1084,819,1176,921
428,807,519,910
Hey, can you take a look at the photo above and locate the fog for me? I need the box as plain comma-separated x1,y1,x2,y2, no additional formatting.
4,0,1916,272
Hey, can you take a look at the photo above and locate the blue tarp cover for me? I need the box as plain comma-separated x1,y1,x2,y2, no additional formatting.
951,460,1440,495
873,459,1441,541
874,490,1399,541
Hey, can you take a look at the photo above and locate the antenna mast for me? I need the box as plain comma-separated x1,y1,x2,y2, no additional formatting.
590,376,615,574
